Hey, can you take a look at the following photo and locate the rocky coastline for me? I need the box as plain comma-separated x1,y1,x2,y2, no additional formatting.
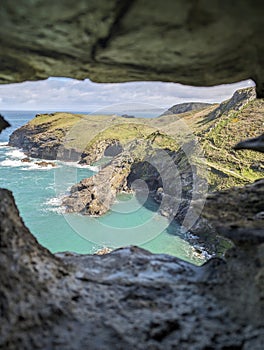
7,88,263,255
1,2,264,347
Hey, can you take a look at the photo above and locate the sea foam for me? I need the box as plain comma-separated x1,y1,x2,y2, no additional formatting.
6,149,27,159
0,159,24,167
59,161,99,172
43,196,66,214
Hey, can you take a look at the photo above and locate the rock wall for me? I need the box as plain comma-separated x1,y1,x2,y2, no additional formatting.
162,102,213,116
1,187,264,349
0,1,264,96
205,87,256,122
0,114,10,133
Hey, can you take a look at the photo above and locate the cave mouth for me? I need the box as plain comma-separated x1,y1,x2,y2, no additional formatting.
0,77,255,263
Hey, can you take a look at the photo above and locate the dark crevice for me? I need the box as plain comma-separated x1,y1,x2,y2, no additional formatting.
91,0,136,60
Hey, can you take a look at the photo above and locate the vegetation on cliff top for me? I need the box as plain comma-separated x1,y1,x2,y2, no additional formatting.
10,88,263,191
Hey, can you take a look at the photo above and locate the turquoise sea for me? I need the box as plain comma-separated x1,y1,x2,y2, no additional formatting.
0,110,209,265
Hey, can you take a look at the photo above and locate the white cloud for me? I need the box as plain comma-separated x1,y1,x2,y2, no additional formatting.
0,77,255,113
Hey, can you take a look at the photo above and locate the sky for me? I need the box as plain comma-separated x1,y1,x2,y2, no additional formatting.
0,77,255,114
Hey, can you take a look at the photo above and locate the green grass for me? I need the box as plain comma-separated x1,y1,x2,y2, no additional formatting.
24,98,264,192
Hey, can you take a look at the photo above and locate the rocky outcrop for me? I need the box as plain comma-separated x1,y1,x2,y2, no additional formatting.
9,113,83,161
204,87,256,122
162,102,212,116
9,118,61,159
1,187,264,349
0,2,264,97
80,139,123,165
63,148,134,215
202,179,264,244
63,139,175,215
0,114,10,132
63,137,210,237
8,113,154,164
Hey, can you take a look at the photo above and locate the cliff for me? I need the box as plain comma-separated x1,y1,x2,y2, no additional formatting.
1,3,264,347
9,112,84,160
62,88,263,215
9,89,263,229
162,102,213,115
8,87,263,192
9,113,156,162
204,87,256,122
0,114,10,132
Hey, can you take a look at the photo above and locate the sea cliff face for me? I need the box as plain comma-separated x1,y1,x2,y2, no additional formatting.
162,102,213,115
1,3,264,347
0,114,10,132
9,89,261,193
205,86,256,122
8,113,84,160
8,88,263,240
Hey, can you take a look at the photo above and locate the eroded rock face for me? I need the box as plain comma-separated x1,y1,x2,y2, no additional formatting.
162,102,213,116
80,139,123,165
0,188,264,349
205,87,256,122
0,1,264,96
202,179,264,245
8,113,83,161
1,2,264,347
0,114,10,133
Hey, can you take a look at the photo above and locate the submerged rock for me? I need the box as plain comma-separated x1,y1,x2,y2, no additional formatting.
21,157,31,163
35,160,56,167
94,247,112,255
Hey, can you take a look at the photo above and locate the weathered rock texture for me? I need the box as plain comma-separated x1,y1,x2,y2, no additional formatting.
162,102,213,116
1,188,264,349
0,1,264,96
202,179,264,245
9,112,84,160
0,114,10,133
1,2,264,348
205,87,256,122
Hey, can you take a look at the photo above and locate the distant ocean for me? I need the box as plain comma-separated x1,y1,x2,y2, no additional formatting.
0,110,208,265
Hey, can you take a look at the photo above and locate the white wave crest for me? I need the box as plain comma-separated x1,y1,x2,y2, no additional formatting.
86,165,99,172
0,142,8,147
43,196,66,214
58,161,99,172
0,158,58,170
45,197,63,206
21,163,57,171
0,159,24,167
6,149,27,159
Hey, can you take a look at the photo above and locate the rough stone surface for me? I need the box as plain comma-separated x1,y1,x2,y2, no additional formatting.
202,179,264,245
205,87,256,122
8,113,83,161
0,1,264,96
1,2,264,347
0,188,264,349
162,102,213,116
0,114,10,133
